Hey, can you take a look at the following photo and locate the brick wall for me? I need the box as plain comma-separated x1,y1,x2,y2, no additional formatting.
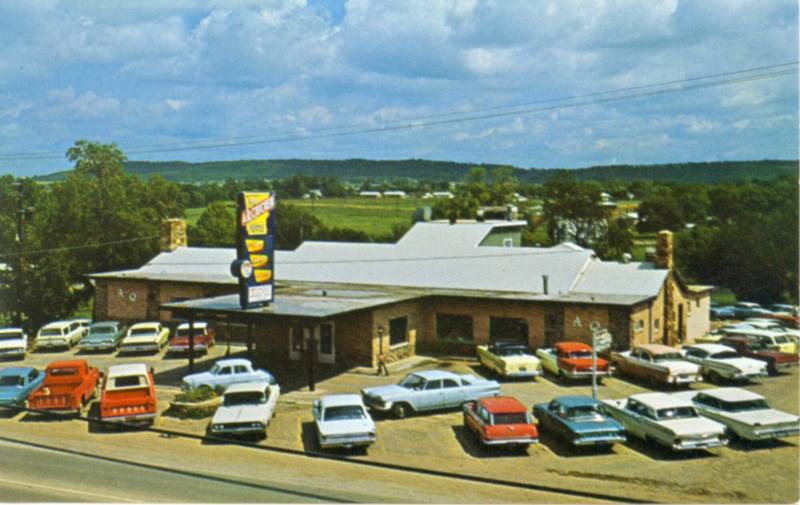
371,300,424,366
103,280,149,323
563,304,610,344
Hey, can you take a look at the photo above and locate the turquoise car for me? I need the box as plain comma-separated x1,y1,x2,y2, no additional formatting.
0,366,45,410
533,395,626,447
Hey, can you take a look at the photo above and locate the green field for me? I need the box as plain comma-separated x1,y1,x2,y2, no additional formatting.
187,197,429,237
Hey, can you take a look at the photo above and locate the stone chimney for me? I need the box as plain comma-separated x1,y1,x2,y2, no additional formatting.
654,230,673,270
160,218,187,252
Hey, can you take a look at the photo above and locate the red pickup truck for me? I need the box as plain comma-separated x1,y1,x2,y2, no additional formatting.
99,363,157,426
463,396,539,450
28,360,101,415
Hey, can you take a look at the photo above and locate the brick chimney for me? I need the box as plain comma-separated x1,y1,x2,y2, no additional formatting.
654,230,673,270
160,218,187,252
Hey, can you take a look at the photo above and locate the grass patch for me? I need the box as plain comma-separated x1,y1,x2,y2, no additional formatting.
164,385,226,419
711,288,737,305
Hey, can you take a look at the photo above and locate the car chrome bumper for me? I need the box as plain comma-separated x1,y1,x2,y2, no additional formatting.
0,348,25,356
120,344,160,353
749,428,800,440
573,434,627,446
209,425,265,436
667,375,701,385
319,434,376,449
169,344,207,352
502,370,540,378
79,343,117,351
362,396,390,411
101,413,156,424
482,436,539,446
563,370,611,379
671,437,727,450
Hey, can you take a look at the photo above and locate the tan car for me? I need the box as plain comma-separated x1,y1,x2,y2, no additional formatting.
611,344,700,387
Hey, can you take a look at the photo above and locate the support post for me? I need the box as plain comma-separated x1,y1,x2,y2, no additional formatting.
305,324,316,392
246,322,254,363
188,318,195,373
591,329,598,400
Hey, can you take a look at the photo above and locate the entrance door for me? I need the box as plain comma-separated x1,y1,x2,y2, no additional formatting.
289,326,307,362
317,322,335,364
544,306,564,347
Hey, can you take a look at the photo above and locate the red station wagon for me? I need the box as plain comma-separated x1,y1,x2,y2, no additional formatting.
463,396,539,449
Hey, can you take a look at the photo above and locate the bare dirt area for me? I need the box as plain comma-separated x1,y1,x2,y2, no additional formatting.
3,349,798,503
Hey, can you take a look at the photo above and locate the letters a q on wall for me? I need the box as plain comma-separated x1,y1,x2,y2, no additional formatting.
230,192,276,309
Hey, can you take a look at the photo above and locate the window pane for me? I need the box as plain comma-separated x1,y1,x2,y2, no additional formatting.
489,317,528,344
319,324,334,354
389,317,408,346
436,314,474,342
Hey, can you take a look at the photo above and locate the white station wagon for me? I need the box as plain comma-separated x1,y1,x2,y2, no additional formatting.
36,321,84,350
313,394,376,450
673,388,800,442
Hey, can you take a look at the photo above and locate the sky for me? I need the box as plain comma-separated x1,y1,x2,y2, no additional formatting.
0,0,797,177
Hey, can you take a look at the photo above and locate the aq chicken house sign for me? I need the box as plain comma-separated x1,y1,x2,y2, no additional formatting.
230,192,276,309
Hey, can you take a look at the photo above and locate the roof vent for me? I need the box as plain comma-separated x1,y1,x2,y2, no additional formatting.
542,275,549,295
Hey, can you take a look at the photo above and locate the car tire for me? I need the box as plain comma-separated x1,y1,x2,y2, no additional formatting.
391,403,409,419
707,370,722,384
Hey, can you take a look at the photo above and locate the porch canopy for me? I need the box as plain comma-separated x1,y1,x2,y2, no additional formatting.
161,283,423,390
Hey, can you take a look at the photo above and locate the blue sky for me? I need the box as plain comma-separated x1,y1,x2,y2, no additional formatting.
0,0,796,177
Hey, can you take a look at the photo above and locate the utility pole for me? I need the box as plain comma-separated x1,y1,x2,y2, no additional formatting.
13,180,32,328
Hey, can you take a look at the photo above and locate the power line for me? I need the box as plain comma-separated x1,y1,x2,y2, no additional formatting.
0,235,160,259
0,62,796,162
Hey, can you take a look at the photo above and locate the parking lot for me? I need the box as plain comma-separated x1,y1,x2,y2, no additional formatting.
2,346,798,503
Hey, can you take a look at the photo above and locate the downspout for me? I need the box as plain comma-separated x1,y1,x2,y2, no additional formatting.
648,300,654,344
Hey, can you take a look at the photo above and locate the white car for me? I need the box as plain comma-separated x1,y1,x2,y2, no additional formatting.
71,318,92,339
36,321,84,350
208,381,279,438
182,358,275,392
313,394,376,450
120,322,170,353
602,392,728,451
673,388,800,442
0,328,27,359
682,344,768,383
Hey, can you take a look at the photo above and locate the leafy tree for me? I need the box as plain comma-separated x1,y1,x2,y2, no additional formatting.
636,188,684,232
189,202,236,247
542,174,610,246
595,218,634,260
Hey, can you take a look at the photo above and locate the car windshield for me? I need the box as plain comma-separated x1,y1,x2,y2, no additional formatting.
39,329,62,336
497,346,532,357
176,328,206,337
324,405,366,421
493,412,529,424
656,407,697,420
0,376,23,386
654,353,684,361
711,351,740,359
224,391,265,406
399,374,425,390
568,351,592,359
112,375,144,388
723,399,770,412
90,326,115,335
0,332,22,341
49,368,77,376
567,405,603,420
130,328,157,336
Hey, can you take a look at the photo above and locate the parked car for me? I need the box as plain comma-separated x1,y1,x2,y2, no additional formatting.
710,306,736,320
27,360,101,415
71,319,92,339
719,336,799,375
673,388,800,442
0,366,44,410
532,395,626,447
477,342,541,379
119,322,170,354
739,320,800,339
169,322,216,354
682,343,769,383
208,381,279,439
724,327,799,354
78,322,126,353
99,363,157,426
361,370,500,418
733,302,770,320
313,394,376,450
536,342,610,381
769,304,798,316
35,321,84,350
0,328,28,359
463,396,538,449
181,358,275,392
610,344,700,387
601,392,728,451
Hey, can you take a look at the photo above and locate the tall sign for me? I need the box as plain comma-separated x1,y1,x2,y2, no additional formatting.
230,192,276,309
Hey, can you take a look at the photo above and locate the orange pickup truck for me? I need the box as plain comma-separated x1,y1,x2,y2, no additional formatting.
28,360,101,415
99,363,157,426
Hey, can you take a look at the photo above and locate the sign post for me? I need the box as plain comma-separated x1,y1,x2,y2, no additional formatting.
230,192,276,309
590,322,612,400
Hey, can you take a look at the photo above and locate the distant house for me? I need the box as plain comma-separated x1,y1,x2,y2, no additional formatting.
513,192,528,203
358,191,383,198
432,191,454,199
302,189,323,200
383,190,407,199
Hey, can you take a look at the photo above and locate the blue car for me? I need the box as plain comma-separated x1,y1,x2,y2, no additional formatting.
0,366,45,410
710,306,736,320
533,395,626,447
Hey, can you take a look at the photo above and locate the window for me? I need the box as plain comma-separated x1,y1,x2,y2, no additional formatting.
442,379,459,388
424,379,442,390
389,316,408,346
319,323,334,355
489,317,528,344
654,319,660,334
436,313,474,342
634,320,644,332
218,367,232,375
234,365,247,374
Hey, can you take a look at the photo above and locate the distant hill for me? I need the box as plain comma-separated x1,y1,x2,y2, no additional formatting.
36,158,797,184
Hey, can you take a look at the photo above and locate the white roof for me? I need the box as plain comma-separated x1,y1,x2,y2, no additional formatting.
215,358,252,367
631,392,692,409
42,321,72,329
396,221,525,249
319,394,365,408
697,388,763,402
0,328,23,333
129,322,161,330
572,261,667,297
686,343,736,354
107,363,148,378
177,322,208,329
224,382,268,394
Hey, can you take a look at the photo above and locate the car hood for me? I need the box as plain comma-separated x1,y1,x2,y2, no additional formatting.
498,355,540,366
721,409,799,427
212,405,267,424
0,387,23,402
124,335,159,344
0,339,25,350
659,417,726,436
710,357,766,372
565,415,625,433
82,334,117,344
318,418,375,436
362,384,408,400
183,372,212,385
657,360,700,374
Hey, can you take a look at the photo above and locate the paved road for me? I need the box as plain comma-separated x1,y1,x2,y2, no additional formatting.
0,439,346,503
